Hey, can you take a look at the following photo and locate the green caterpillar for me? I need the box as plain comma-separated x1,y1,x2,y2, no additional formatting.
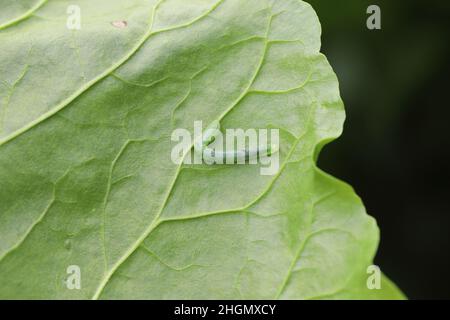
194,121,279,163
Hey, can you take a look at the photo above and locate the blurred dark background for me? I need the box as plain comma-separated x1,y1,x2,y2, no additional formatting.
308,0,450,299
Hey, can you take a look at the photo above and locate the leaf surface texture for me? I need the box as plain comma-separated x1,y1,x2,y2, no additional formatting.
0,0,403,299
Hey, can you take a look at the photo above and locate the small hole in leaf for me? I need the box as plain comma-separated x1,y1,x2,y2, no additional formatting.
111,20,127,28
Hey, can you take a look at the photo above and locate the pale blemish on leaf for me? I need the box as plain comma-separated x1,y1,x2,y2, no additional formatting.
111,20,127,28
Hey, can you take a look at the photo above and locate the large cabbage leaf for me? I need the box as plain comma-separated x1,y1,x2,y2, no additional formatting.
0,0,404,299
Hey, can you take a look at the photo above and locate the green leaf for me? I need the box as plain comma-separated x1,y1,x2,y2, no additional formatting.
0,0,404,299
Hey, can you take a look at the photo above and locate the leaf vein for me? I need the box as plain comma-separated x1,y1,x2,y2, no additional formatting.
0,0,48,31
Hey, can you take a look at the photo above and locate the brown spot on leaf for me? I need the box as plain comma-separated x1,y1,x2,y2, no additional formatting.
111,20,127,28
